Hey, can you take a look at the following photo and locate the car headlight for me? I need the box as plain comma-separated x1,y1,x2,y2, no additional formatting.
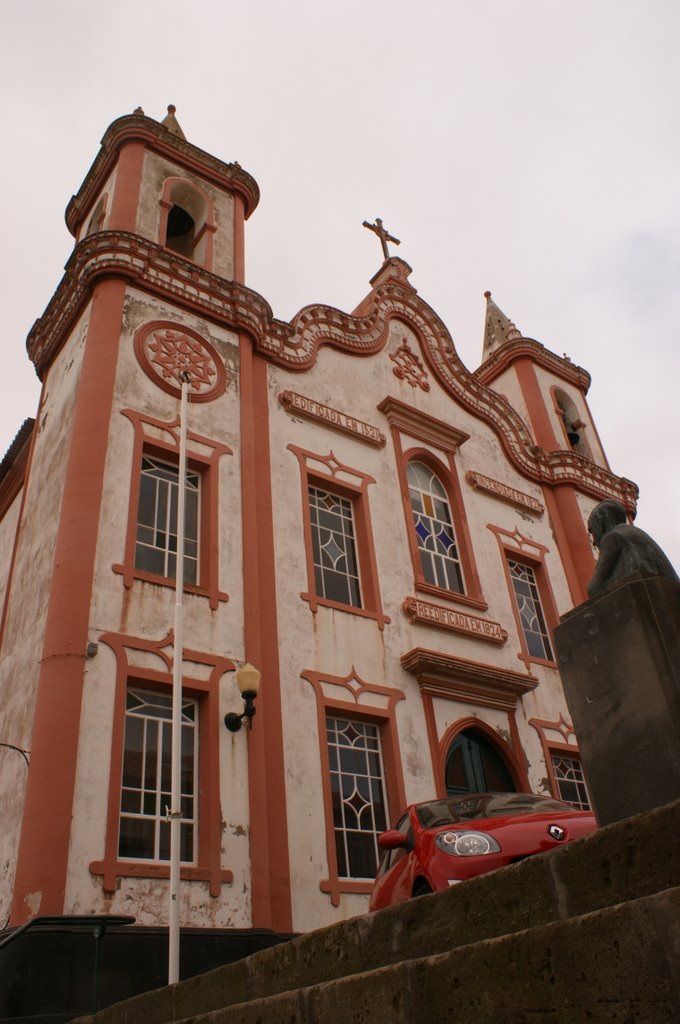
435,831,501,857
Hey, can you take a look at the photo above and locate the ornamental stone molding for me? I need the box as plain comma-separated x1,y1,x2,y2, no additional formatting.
475,337,591,393
401,646,538,712
27,230,638,513
134,321,226,402
390,339,430,391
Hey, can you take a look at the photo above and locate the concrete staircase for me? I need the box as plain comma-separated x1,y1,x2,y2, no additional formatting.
78,799,680,1024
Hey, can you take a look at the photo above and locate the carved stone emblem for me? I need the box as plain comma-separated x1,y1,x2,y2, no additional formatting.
134,321,226,402
390,340,430,391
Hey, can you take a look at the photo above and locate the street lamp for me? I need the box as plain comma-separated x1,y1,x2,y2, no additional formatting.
224,663,261,732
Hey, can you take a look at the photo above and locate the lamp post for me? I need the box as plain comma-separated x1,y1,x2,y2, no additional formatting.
168,369,191,986
224,664,261,732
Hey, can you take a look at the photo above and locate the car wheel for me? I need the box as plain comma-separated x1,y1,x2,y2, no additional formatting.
413,881,433,897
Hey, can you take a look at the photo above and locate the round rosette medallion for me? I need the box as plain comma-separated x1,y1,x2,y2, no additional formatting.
134,321,227,402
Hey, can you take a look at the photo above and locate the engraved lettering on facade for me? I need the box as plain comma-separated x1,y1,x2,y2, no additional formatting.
401,596,508,644
279,390,386,447
465,471,544,514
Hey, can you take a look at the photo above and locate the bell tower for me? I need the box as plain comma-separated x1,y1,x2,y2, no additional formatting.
476,291,630,603
65,105,259,283
9,107,267,924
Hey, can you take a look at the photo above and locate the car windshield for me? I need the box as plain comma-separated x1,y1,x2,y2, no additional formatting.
415,793,578,828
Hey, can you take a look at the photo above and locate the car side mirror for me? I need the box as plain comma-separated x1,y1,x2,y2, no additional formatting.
378,829,409,851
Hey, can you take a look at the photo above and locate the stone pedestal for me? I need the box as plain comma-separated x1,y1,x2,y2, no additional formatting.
554,571,680,826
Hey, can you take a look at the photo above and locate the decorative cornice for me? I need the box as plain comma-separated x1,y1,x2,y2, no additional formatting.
66,113,260,234
27,230,638,511
378,396,469,452
475,337,591,393
401,646,538,712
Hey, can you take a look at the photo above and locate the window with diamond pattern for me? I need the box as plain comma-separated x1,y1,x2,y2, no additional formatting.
507,559,554,660
326,716,388,879
406,461,464,593
308,485,362,607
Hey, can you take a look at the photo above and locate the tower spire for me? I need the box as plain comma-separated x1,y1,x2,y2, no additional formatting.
482,290,522,361
161,104,186,140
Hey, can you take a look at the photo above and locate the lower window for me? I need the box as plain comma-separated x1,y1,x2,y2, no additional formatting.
326,716,388,879
119,687,198,863
550,752,590,810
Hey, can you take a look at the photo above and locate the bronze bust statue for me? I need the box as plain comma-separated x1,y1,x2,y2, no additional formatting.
587,500,679,598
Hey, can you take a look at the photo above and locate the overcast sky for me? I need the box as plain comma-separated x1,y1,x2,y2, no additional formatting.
1,0,679,568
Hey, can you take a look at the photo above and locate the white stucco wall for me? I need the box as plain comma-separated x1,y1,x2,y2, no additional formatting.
268,318,577,932
0,307,90,921
65,287,250,927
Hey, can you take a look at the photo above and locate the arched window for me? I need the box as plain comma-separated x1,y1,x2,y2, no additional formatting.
553,388,591,459
165,204,195,257
85,194,107,237
445,730,517,795
406,461,464,593
159,178,214,268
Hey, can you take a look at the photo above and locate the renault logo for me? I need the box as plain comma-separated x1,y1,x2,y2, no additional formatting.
548,824,566,841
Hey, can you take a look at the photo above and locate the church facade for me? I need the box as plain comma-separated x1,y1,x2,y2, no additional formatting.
0,108,637,938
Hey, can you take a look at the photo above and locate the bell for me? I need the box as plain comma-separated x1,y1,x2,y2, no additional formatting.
567,430,580,447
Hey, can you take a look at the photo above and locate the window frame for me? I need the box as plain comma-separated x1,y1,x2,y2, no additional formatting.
488,524,560,669
159,176,216,270
506,558,555,663
378,397,486,610
90,631,235,897
549,751,591,810
405,456,466,597
301,667,406,906
133,452,201,586
325,715,390,883
529,714,591,810
114,409,231,610
118,685,199,865
289,445,389,629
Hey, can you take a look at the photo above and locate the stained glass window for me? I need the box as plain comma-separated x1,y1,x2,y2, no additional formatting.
551,753,590,810
134,455,199,584
507,560,554,660
406,462,464,593
308,486,362,608
118,688,197,863
326,716,388,879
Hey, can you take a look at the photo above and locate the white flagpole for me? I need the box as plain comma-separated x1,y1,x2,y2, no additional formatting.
169,369,191,985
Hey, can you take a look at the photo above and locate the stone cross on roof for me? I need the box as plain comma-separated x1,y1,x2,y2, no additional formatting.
362,217,400,261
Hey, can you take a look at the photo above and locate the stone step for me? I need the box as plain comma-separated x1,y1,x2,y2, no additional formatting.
76,798,680,1024
128,886,680,1024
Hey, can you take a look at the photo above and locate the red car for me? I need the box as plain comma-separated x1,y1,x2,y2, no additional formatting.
369,792,596,910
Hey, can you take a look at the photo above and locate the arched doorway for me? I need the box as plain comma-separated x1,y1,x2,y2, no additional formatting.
444,729,517,795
